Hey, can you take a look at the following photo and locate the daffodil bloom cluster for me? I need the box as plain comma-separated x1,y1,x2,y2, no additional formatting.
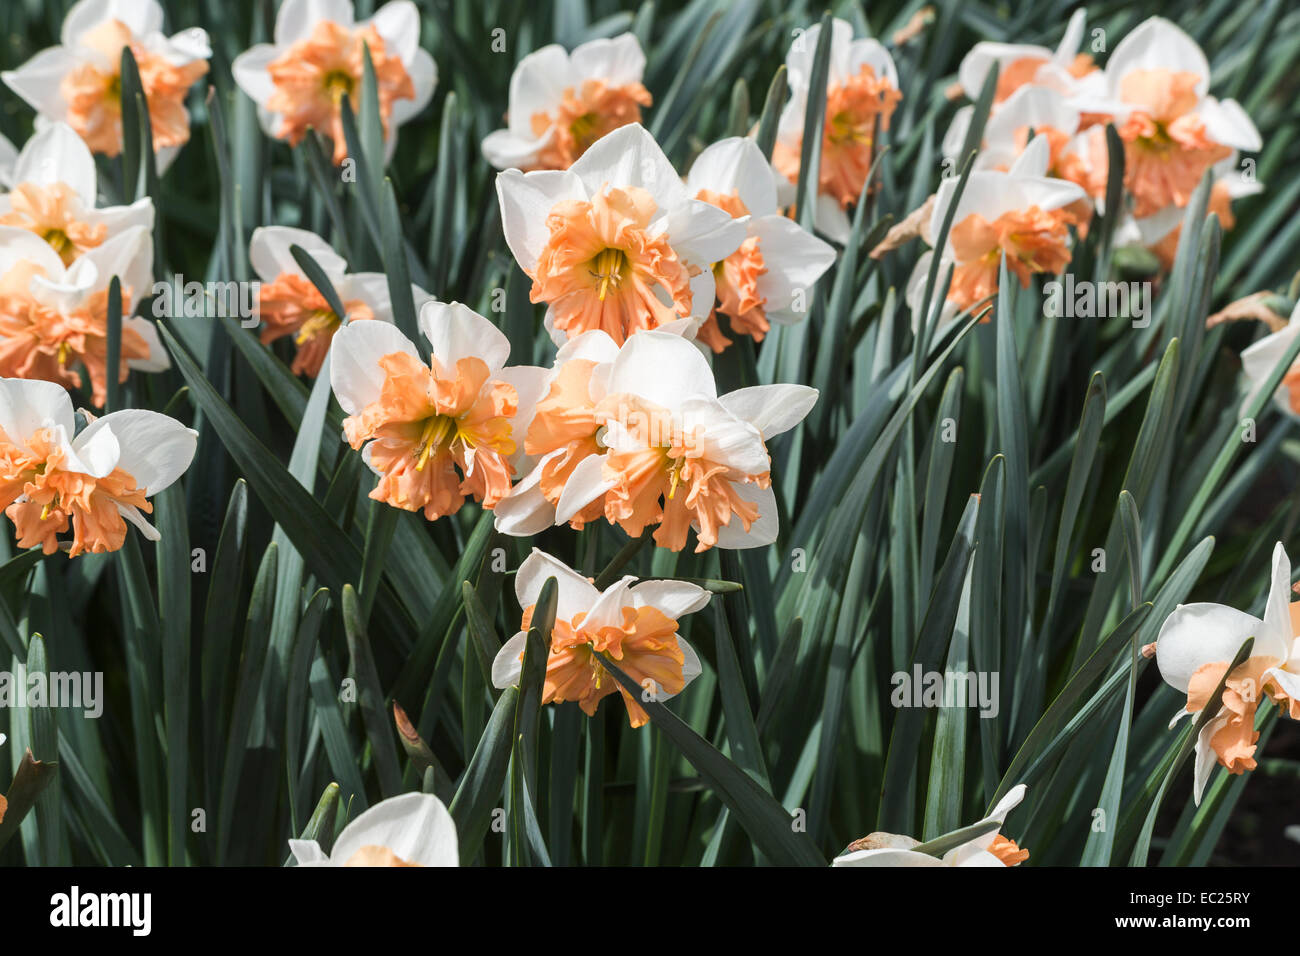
0,377,196,555
3,0,210,165
494,330,816,553
833,785,1030,867
233,0,436,165
491,549,710,727
1155,543,1300,805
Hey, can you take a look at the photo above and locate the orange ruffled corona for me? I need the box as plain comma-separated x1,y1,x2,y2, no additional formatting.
60,18,208,156
596,396,764,553
265,20,415,164
774,63,902,209
524,358,605,527
340,351,518,520
947,205,1074,310
0,427,151,556
529,186,694,344
258,272,375,377
0,263,148,407
693,189,769,353
0,183,107,265
1118,69,1231,218
529,79,652,171
523,602,687,728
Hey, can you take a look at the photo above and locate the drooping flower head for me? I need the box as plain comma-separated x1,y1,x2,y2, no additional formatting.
0,377,196,556
233,0,437,165
2,0,211,161
685,137,835,352
1104,17,1260,219
250,226,433,378
290,792,458,867
330,300,539,521
491,549,710,727
906,135,1085,330
0,123,154,267
833,784,1029,867
497,123,745,346
0,225,167,406
1155,542,1300,804
528,331,817,552
772,18,902,242
483,34,652,172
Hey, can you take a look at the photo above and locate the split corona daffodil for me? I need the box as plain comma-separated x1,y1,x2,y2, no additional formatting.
232,0,436,164
2,0,210,163
684,137,835,352
482,34,652,172
329,300,539,520
491,548,709,728
496,123,745,345
250,225,433,377
0,377,196,555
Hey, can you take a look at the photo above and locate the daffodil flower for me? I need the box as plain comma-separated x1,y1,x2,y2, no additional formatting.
1155,542,1300,804
329,300,541,521
0,122,154,267
1102,17,1260,219
491,549,710,727
906,135,1086,331
2,0,210,164
832,785,1030,867
289,792,458,867
952,9,1101,109
552,330,817,552
250,226,433,378
482,34,652,172
684,137,835,352
772,18,902,243
0,223,166,406
0,377,196,555
233,0,436,165
496,123,745,346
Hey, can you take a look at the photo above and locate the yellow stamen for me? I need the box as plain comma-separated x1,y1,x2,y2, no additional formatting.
414,416,454,472
323,69,355,104
56,341,72,366
589,248,627,302
294,308,341,345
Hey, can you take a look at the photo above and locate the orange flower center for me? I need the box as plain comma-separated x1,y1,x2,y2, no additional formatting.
60,18,208,157
342,351,518,520
258,272,374,377
521,602,686,727
0,183,107,266
530,185,695,344
595,395,765,552
266,20,415,164
343,845,422,866
1117,69,1230,217
773,64,901,209
527,79,652,170
947,205,1073,310
0,262,147,407
988,834,1029,866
